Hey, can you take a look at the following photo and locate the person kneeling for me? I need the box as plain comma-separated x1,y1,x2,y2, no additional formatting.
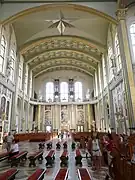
9,140,19,158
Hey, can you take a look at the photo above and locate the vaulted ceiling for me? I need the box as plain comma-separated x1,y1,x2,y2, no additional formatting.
12,4,117,78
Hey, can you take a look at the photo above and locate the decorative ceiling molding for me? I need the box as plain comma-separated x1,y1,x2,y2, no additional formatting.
30,57,97,71
31,58,96,72
34,65,94,78
20,36,105,54
27,49,99,68
32,59,94,76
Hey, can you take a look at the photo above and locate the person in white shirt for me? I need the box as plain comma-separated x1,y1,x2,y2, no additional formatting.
92,135,102,170
9,140,19,157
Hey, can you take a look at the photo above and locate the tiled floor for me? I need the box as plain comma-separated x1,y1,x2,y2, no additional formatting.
0,137,108,179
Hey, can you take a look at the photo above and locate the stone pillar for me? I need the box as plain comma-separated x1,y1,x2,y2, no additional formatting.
104,52,115,131
87,104,91,130
117,8,135,129
10,53,20,131
37,105,41,131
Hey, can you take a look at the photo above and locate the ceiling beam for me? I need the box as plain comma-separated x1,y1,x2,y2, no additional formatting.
31,58,96,71
26,49,100,64
34,65,94,78
20,35,106,53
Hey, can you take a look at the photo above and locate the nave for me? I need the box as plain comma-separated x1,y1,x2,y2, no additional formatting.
0,137,107,180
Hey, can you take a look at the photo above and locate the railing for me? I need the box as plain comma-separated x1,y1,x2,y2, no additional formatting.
29,97,98,105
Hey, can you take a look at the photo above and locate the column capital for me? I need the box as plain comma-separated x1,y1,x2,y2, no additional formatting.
116,8,128,21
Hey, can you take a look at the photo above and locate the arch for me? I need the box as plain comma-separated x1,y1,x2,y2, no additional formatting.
20,35,105,53
1,4,117,26
31,58,96,71
34,65,94,78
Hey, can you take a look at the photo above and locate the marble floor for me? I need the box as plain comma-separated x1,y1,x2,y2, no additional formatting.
0,137,108,180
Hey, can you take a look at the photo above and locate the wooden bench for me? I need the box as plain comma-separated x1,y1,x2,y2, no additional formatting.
75,149,82,166
77,168,92,180
0,152,9,162
10,151,28,167
0,168,18,180
63,142,67,149
45,150,55,167
28,168,46,180
28,151,43,167
60,150,68,167
54,168,68,180
47,142,52,150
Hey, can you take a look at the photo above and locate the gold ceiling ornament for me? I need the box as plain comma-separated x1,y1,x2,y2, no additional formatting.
1,4,117,25
34,65,94,78
32,58,95,74
28,50,98,67
30,57,97,71
20,36,104,55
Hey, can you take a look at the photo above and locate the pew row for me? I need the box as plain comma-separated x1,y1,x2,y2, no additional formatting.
28,151,43,167
54,168,68,180
75,149,82,166
10,151,28,167
60,151,68,167
0,168,18,180
45,150,55,167
77,168,92,180
28,168,46,180
0,152,9,162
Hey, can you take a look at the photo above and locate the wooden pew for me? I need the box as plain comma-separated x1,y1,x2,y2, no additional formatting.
77,168,92,180
27,168,46,180
14,132,51,142
54,168,68,180
0,152,9,162
75,149,82,166
0,168,18,180
45,150,55,167
60,151,68,167
28,151,43,167
10,151,28,167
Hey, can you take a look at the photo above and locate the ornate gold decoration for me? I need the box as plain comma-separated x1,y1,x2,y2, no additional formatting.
34,65,94,78
116,8,128,21
21,36,103,59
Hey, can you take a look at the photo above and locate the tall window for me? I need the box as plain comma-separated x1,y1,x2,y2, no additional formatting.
115,34,121,71
102,56,107,88
0,35,6,73
46,82,54,102
60,82,68,102
18,60,23,90
24,65,28,94
108,46,114,82
74,82,82,101
9,49,16,81
130,24,135,63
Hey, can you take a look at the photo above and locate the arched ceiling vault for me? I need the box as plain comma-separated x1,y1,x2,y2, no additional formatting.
34,65,94,78
21,36,102,77
13,4,116,77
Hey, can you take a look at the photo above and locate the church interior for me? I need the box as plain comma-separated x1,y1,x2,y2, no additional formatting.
0,0,135,179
